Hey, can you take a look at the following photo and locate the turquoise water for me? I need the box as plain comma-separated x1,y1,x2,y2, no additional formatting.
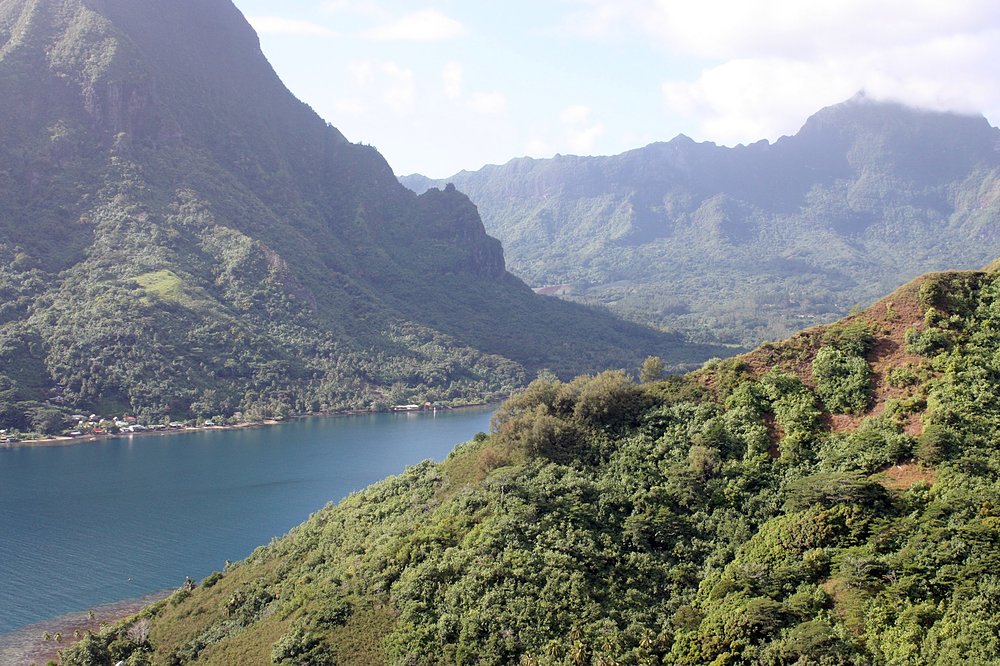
0,408,493,634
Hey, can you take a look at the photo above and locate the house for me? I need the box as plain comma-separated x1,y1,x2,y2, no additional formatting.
532,284,573,297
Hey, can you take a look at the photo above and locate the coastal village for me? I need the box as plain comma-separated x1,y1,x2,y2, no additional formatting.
0,415,232,445
0,401,456,446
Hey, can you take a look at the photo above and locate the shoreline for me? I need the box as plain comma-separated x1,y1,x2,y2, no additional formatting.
0,590,172,666
1,403,494,451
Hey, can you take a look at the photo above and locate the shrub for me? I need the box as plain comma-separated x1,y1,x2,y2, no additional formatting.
785,473,889,512
640,355,665,383
887,366,920,388
572,370,647,430
821,320,876,356
916,424,957,465
904,327,952,356
271,623,337,665
201,571,224,588
812,346,871,415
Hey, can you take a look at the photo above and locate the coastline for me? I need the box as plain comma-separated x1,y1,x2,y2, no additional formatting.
1,403,494,451
0,591,171,666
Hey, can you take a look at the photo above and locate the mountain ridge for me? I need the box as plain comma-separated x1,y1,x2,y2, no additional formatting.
402,96,1000,347
0,0,718,434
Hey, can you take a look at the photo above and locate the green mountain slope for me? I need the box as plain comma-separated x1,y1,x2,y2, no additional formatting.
402,94,1000,348
63,263,1000,664
0,0,717,432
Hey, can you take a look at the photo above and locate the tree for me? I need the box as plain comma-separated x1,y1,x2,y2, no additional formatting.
640,356,665,383
30,407,66,435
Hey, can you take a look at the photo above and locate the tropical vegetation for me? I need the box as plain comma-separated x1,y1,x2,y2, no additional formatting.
53,265,1000,664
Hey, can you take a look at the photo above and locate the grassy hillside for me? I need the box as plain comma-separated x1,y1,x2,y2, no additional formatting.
0,0,720,435
57,263,1000,664
403,95,1000,348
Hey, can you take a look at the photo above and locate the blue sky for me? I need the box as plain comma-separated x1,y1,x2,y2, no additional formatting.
231,0,1000,178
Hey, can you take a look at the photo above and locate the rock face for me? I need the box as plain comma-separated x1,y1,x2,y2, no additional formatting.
403,95,1000,347
0,0,719,426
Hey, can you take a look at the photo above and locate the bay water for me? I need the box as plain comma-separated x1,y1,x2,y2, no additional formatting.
0,408,493,635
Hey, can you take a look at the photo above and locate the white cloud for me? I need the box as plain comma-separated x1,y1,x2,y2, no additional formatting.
662,35,1000,145
246,15,337,37
561,0,1000,144
662,59,859,143
469,91,508,114
567,124,605,154
442,61,463,100
558,105,604,153
364,9,465,41
560,0,996,56
639,0,996,60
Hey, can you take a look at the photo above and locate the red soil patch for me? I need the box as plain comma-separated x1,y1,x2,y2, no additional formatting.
763,413,782,459
703,274,938,436
878,461,937,491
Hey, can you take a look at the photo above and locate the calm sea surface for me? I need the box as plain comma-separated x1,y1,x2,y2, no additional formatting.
0,408,493,634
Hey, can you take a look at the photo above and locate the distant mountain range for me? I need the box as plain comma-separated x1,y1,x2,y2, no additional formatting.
403,94,1000,346
0,0,717,432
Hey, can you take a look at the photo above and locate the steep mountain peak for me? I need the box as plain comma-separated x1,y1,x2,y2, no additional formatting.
792,93,999,177
0,0,708,427
802,92,990,132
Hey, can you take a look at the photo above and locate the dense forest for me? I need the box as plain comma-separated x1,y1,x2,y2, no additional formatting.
0,0,720,436
53,263,1000,664
404,95,1000,348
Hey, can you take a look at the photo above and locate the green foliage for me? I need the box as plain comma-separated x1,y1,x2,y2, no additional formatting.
887,364,920,388
114,268,1000,665
812,346,872,414
905,327,953,356
271,622,337,665
821,319,876,356
819,416,914,473
916,424,957,465
784,473,889,512
15,4,1000,659
639,355,665,383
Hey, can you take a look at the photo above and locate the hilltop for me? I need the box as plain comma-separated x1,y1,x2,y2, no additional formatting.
58,263,1000,664
403,94,1000,347
0,0,717,435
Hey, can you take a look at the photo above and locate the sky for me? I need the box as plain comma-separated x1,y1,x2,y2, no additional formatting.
230,0,1000,179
